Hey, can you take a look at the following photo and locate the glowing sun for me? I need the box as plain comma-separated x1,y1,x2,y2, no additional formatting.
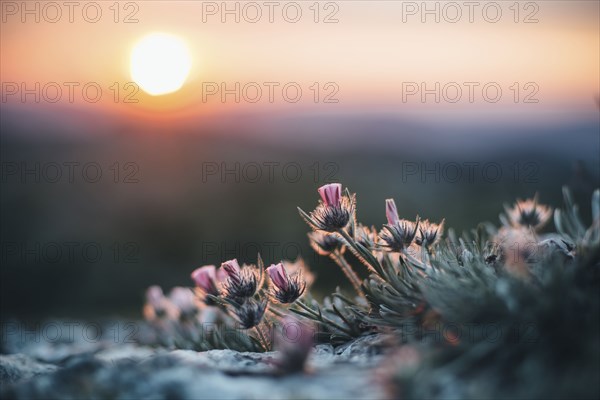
130,33,192,96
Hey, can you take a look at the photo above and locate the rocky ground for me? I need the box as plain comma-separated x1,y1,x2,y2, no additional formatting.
0,321,389,399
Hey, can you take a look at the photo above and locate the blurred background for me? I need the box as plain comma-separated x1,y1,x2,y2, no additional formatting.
1,0,598,320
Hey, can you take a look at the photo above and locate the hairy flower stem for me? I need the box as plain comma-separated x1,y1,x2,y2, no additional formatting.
338,228,384,276
253,324,270,351
295,300,354,336
268,307,286,318
330,251,364,298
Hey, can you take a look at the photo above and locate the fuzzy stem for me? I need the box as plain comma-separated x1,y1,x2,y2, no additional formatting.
267,306,286,318
295,300,354,337
253,324,270,351
331,251,365,298
338,228,384,276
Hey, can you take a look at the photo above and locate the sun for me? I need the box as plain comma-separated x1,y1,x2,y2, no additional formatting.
130,33,192,96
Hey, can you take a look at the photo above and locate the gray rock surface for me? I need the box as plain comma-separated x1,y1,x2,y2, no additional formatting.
1,329,388,399
0,354,58,385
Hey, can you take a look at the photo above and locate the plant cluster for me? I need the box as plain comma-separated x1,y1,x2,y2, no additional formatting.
142,183,599,394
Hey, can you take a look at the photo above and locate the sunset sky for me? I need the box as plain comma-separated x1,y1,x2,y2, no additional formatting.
1,1,599,124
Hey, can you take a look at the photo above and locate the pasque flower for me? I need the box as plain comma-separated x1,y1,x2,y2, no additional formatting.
354,223,378,249
191,265,222,305
275,317,314,373
318,183,342,206
169,287,198,319
234,299,267,329
308,231,344,256
143,285,178,321
379,199,420,252
415,219,445,247
386,198,400,225
503,196,552,231
191,265,220,295
221,259,260,302
299,183,356,232
267,262,306,304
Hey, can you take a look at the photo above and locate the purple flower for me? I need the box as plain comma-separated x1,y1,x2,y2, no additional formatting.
169,287,198,319
143,285,178,321
146,285,165,309
221,259,241,280
191,265,220,296
267,263,287,288
318,183,342,207
378,198,420,252
221,259,259,301
386,199,400,225
380,218,420,253
267,263,306,304
275,317,314,373
299,183,356,232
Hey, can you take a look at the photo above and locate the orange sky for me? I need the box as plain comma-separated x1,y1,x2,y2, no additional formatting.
1,1,599,120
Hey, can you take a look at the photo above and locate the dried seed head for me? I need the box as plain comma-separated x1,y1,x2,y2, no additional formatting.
267,262,306,304
415,219,445,247
503,196,552,231
234,299,267,329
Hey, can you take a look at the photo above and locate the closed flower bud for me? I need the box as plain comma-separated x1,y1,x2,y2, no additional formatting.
191,265,221,305
308,231,344,256
386,198,400,225
502,196,552,231
267,263,306,304
234,299,267,329
318,183,342,207
355,224,378,249
169,287,198,320
299,183,356,232
143,285,178,321
221,259,259,302
191,265,219,294
415,219,445,247
380,217,420,253
221,259,242,279
275,317,314,374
